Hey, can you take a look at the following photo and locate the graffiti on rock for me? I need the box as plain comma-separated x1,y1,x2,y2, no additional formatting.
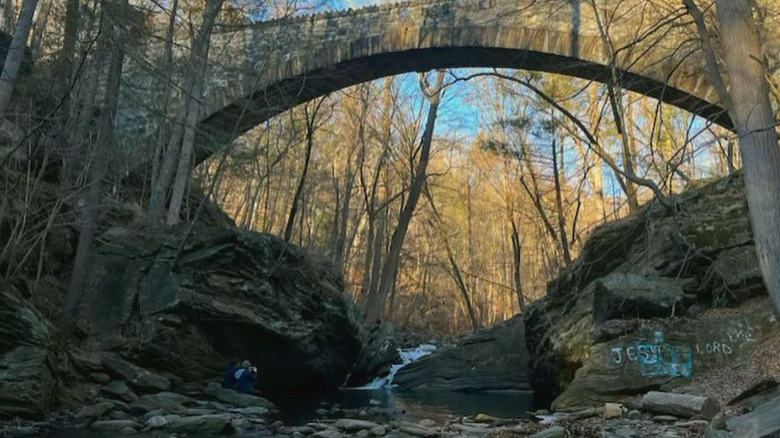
608,321,756,378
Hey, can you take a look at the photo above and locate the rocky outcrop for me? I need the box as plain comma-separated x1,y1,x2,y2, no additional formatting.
76,226,364,393
0,286,57,419
394,315,529,392
345,322,401,387
525,174,779,410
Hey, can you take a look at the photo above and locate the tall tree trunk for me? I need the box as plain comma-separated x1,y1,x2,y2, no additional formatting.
0,0,38,115
165,0,224,225
29,0,51,60
364,71,445,325
284,101,322,241
333,171,354,272
715,0,780,315
150,0,179,193
61,0,127,333
551,137,572,265
510,217,525,312
425,188,480,333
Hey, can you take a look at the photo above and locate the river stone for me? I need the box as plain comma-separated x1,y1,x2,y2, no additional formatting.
334,419,381,432
399,422,437,437
130,392,194,414
313,429,345,438
204,382,275,408
80,228,363,393
145,415,168,429
528,426,565,438
168,413,232,433
450,424,490,435
73,402,114,420
90,419,142,431
370,425,387,436
395,315,529,392
102,355,170,393
102,381,138,402
0,287,56,420
235,406,270,415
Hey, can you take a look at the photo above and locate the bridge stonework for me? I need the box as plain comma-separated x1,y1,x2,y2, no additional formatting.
197,0,729,155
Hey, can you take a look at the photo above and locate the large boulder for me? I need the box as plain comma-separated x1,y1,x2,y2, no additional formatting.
394,315,530,392
525,174,777,409
0,287,57,419
346,322,401,387
77,227,364,393
552,301,777,410
593,273,684,324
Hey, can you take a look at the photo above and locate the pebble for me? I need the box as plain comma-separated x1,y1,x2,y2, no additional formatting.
627,410,642,419
652,415,678,422
674,419,709,427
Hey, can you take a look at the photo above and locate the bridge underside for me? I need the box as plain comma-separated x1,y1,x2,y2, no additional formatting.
195,46,731,160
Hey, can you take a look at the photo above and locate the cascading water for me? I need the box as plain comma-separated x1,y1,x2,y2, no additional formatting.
353,344,437,389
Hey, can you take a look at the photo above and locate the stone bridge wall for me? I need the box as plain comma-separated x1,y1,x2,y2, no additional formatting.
190,0,733,154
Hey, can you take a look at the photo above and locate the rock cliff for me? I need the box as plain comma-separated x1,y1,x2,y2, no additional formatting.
0,223,365,419
77,226,364,393
525,174,779,410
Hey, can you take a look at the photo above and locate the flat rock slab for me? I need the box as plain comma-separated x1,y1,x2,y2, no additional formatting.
333,419,381,432
204,382,275,408
233,406,270,416
450,424,491,434
399,422,438,437
90,420,142,431
102,355,170,393
168,413,232,433
73,402,113,420
102,381,137,402
725,392,780,438
313,429,345,438
529,426,565,438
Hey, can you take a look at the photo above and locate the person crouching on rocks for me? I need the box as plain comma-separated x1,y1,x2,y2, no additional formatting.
234,360,258,394
222,358,241,388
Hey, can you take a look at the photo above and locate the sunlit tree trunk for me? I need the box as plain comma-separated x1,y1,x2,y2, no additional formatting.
551,135,572,265
285,99,324,241
364,70,445,325
509,217,525,312
714,0,780,315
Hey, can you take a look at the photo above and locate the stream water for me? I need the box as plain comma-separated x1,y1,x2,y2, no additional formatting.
33,345,535,437
274,344,534,424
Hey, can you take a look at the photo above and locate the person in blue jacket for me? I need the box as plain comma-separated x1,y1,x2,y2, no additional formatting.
221,358,241,388
233,360,258,394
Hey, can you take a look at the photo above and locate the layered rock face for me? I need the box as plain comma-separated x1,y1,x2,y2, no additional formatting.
525,174,779,410
0,287,57,418
76,226,364,393
346,322,401,387
394,314,530,392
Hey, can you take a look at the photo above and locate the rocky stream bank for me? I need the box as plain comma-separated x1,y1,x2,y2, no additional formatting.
3,173,780,438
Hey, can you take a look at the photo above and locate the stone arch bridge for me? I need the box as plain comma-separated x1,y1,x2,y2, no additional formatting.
195,0,728,157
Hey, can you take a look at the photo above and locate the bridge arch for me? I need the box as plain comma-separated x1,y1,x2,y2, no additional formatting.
195,0,729,157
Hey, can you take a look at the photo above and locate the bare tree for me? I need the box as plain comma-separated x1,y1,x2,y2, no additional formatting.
61,0,128,332
284,97,328,242
0,0,38,116
687,0,780,314
364,70,445,325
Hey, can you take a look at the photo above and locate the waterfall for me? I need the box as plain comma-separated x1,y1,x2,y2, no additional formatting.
353,344,437,389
